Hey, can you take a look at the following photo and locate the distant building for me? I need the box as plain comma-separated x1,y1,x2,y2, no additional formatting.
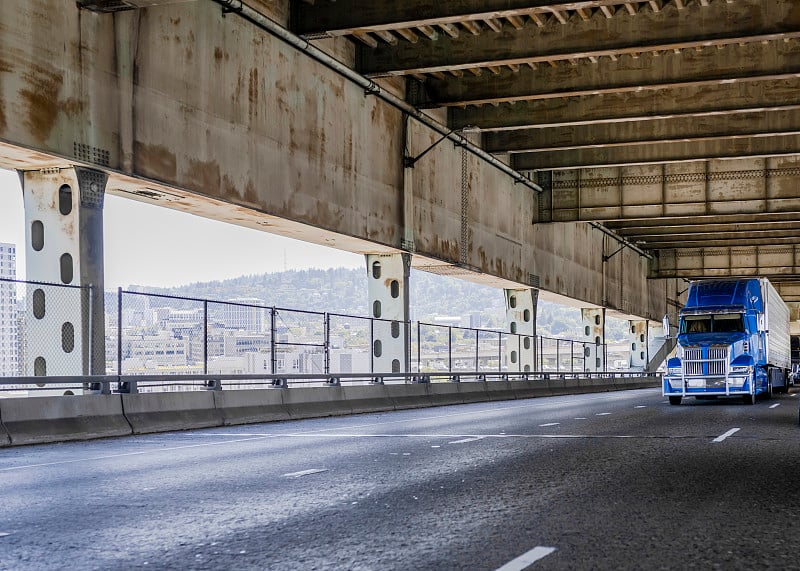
223,298,267,332
0,243,19,376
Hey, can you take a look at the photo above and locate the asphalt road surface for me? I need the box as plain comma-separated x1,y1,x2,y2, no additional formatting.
2,387,800,570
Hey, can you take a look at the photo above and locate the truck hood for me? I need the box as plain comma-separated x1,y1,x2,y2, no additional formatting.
678,332,748,347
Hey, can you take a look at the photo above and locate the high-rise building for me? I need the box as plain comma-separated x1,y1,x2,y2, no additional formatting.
0,243,19,376
223,297,267,332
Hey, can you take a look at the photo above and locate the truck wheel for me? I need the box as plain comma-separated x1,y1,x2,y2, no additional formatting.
766,381,773,399
669,396,682,406
742,393,756,405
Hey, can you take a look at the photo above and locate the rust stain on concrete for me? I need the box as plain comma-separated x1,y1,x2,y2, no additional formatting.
0,99,6,133
19,64,63,143
248,68,259,118
61,98,84,118
186,157,221,194
214,47,224,62
0,57,11,73
133,141,177,181
243,180,259,205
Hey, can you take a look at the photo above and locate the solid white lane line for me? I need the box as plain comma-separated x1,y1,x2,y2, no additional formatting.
200,391,652,438
538,423,560,427
495,546,557,571
448,436,484,444
0,435,275,472
769,403,780,409
713,428,740,443
283,468,328,478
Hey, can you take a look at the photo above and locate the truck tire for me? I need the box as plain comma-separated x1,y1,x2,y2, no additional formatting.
669,396,682,406
742,393,756,405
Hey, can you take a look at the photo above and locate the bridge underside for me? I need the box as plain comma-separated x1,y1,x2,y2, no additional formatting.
3,0,800,320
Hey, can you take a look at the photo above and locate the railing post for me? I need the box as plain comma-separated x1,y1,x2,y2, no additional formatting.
324,313,330,375
556,340,560,373
475,329,479,373
203,300,208,376
416,321,421,374
448,325,453,372
498,332,502,373
370,317,375,374
117,287,122,378
270,308,277,375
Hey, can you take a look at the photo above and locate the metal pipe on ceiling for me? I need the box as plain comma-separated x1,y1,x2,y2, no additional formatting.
210,0,542,193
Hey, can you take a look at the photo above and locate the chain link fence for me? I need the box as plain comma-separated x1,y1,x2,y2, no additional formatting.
1,280,622,394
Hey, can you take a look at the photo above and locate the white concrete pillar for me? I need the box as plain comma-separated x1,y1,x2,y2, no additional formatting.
581,308,606,372
22,167,106,393
628,320,648,370
366,253,410,374
505,289,537,373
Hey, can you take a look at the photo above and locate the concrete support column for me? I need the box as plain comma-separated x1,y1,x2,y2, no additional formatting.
366,253,410,374
504,289,537,373
581,308,606,372
628,320,648,370
22,167,107,392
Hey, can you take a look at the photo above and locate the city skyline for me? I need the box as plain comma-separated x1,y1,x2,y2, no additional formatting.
0,168,364,289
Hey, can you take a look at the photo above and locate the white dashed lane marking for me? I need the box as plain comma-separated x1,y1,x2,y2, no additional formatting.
769,403,780,409
283,468,328,478
712,428,740,443
448,436,484,444
495,546,557,571
596,412,611,416
538,423,560,427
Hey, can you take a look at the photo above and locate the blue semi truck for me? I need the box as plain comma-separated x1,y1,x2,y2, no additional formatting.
663,278,791,405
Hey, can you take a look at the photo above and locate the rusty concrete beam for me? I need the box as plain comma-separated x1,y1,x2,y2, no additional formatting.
359,0,799,77
485,108,800,154
512,134,800,170
418,41,800,107
292,0,672,38
449,79,800,131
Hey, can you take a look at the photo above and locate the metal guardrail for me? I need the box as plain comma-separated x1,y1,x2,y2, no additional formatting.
0,371,661,395
0,278,640,395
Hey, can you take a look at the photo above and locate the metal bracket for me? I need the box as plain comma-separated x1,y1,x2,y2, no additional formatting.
404,129,456,168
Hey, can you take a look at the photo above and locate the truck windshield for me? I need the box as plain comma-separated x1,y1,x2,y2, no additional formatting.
680,314,744,334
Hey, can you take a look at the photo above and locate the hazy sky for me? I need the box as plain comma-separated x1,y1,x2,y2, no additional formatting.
0,168,363,288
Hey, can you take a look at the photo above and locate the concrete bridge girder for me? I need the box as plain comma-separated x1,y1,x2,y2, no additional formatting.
0,0,675,324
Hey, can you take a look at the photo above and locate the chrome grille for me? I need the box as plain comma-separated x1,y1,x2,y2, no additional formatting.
683,348,702,375
708,347,728,376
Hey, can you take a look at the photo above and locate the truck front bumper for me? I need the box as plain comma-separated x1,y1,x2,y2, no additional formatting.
663,375,752,397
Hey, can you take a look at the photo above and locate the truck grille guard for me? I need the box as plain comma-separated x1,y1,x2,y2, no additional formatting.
669,345,751,397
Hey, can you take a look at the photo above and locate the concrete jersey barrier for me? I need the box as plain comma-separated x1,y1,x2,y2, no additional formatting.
0,394,132,446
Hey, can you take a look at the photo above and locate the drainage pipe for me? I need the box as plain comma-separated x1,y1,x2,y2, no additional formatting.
211,0,542,193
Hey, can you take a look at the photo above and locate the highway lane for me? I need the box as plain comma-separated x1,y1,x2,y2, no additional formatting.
1,387,800,570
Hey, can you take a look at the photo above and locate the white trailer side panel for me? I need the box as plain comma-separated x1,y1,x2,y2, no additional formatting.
762,277,791,370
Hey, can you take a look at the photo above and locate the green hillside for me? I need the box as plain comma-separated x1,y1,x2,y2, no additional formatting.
132,267,630,341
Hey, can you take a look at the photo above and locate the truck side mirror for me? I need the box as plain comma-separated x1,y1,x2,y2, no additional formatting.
662,315,671,338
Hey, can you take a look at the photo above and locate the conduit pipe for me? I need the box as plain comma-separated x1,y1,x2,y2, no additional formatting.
211,0,542,193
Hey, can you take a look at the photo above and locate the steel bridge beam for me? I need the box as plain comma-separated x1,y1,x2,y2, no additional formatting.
358,0,797,77
417,41,800,107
